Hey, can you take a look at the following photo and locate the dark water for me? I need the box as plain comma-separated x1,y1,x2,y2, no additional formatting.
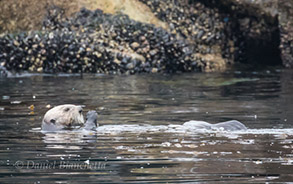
0,68,293,183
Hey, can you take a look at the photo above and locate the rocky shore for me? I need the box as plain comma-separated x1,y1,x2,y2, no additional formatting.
1,8,200,74
279,0,293,68
0,0,292,74
199,0,292,67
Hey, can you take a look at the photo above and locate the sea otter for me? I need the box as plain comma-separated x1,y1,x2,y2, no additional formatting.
42,104,245,132
183,120,247,131
42,104,85,131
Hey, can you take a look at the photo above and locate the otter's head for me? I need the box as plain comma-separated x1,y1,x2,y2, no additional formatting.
42,104,85,131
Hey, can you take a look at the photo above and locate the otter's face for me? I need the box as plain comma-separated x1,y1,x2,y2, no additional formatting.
42,104,85,130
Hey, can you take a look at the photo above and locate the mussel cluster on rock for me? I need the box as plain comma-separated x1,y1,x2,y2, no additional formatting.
199,0,282,65
140,0,232,56
140,0,236,70
0,7,201,74
278,0,293,68
280,25,293,68
0,1,236,74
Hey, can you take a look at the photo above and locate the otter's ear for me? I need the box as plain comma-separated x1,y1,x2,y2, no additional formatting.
64,107,70,112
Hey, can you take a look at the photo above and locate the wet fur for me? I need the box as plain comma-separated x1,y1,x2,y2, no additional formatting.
83,111,99,131
183,120,247,131
42,104,84,131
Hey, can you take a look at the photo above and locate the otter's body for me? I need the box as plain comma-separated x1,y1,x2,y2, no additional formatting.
42,104,245,132
183,120,247,131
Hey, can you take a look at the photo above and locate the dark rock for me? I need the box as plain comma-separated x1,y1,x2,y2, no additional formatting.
278,0,293,68
0,66,11,77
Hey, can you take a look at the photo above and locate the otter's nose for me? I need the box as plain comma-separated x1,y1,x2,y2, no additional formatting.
43,117,56,125
50,119,56,124
78,106,83,114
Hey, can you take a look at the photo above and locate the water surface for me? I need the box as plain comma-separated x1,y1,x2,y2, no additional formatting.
0,68,293,183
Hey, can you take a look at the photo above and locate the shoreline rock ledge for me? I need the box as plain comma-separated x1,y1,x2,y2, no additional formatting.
0,0,292,74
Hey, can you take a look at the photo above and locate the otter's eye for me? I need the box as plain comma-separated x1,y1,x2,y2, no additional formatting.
64,108,70,112
50,119,56,124
79,109,82,114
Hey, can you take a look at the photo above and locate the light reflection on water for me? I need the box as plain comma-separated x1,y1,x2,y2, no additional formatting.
0,68,293,183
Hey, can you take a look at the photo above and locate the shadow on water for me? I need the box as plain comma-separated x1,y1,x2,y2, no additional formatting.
0,68,293,183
